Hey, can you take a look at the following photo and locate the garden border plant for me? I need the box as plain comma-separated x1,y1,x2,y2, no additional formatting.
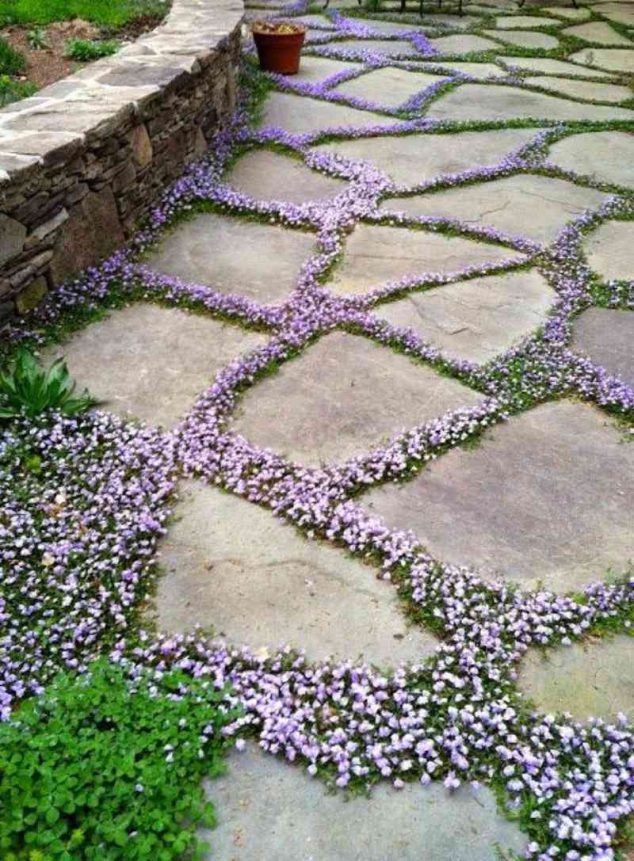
2,3,634,859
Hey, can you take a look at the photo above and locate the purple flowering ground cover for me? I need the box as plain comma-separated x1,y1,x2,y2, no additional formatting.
2,0,634,856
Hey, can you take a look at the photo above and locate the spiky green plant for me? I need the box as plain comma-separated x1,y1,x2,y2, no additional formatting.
0,349,97,419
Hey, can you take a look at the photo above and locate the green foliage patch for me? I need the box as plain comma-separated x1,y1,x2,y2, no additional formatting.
0,660,234,860
0,349,97,420
0,0,169,28
64,38,120,60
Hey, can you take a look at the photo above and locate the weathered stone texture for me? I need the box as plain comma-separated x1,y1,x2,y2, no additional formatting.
0,0,243,321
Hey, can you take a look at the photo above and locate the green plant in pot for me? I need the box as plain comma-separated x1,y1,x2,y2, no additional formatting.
252,20,306,75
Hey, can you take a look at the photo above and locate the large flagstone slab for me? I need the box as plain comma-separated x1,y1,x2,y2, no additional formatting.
294,55,363,84
547,130,634,186
334,38,422,57
429,33,499,53
495,14,562,26
584,219,634,281
562,20,633,43
360,17,430,35
374,269,556,364
569,47,634,72
232,331,483,465
484,28,560,48
312,127,536,188
156,482,436,666
426,83,633,120
381,175,609,244
497,55,614,77
525,75,631,102
519,636,634,721
42,304,267,427
544,5,591,19
362,400,634,592
145,212,316,305
260,91,390,135
429,60,509,79
201,747,527,861
329,224,517,296
225,149,346,204
594,1,634,25
333,66,448,109
571,308,634,386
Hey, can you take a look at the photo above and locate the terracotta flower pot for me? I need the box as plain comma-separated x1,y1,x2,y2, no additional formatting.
252,23,306,75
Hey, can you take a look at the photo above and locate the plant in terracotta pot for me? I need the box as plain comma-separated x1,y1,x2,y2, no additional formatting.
252,20,306,75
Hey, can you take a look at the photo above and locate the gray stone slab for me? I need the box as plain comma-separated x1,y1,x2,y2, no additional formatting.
418,13,482,28
497,55,614,77
145,212,316,305
233,331,483,466
562,20,633,43
157,482,436,665
594,1,634,25
334,38,422,57
201,747,527,861
329,224,517,296
525,75,631,102
225,149,346,204
572,308,634,385
519,636,634,721
495,13,562,26
426,83,633,120
0,214,26,266
430,61,509,79
42,304,266,427
334,66,448,109
569,47,634,72
429,34,499,53
363,400,634,592
584,219,634,281
260,91,390,135
548,130,634,186
360,17,430,35
312,127,537,188
294,55,363,84
544,5,592,19
374,269,556,364
381,175,609,244
484,28,560,48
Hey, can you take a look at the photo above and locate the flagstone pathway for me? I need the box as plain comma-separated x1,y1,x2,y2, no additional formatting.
36,0,634,856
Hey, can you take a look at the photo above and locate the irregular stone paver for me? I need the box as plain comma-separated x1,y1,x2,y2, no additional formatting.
548,130,634,186
497,55,614,77
360,17,429,35
381,174,609,244
418,12,482,28
157,482,437,665
201,747,527,861
594,1,634,26
526,74,632,102
295,55,363,84
374,269,556,364
562,20,633,44
519,636,634,721
544,5,592,19
572,308,634,386
484,28,560,48
426,83,633,121
42,304,266,427
312,127,537,188
329,224,518,295
334,66,448,109
570,47,634,72
584,219,634,281
260,91,390,135
335,38,422,57
232,331,483,465
226,149,346,204
429,33,499,53
428,60,509,78
362,400,634,592
495,13,561,26
145,212,316,305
